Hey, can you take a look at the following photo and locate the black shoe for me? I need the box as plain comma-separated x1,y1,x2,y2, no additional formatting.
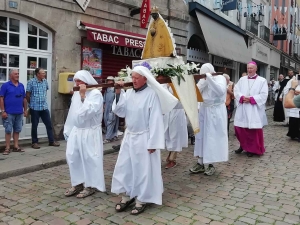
112,145,121,151
235,147,243,154
190,136,195,145
246,152,254,157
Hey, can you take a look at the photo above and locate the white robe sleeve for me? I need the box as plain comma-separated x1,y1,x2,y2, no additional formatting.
147,93,165,150
283,79,292,95
76,90,103,120
197,79,208,93
234,78,243,101
206,74,227,97
112,89,128,118
252,79,268,107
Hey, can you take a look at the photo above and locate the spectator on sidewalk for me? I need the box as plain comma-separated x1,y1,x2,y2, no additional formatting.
0,69,27,155
26,68,60,149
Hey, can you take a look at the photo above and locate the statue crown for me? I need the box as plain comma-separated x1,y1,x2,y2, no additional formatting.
151,6,159,14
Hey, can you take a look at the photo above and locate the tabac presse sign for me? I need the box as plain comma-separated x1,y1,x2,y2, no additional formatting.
73,0,90,12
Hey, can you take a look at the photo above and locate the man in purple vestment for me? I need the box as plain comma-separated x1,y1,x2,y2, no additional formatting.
233,62,268,157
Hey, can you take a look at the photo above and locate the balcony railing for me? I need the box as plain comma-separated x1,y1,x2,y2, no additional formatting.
246,17,258,36
260,25,270,43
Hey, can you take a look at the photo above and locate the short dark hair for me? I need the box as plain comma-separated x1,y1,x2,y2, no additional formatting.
35,67,43,75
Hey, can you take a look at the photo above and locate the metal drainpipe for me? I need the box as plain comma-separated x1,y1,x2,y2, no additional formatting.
167,0,171,25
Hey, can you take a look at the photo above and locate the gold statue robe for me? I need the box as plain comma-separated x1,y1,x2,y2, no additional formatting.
142,17,175,59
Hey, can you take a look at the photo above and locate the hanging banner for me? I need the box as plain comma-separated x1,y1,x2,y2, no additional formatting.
73,0,91,12
140,0,151,28
221,0,238,11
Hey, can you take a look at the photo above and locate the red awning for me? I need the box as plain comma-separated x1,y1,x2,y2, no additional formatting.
78,21,146,49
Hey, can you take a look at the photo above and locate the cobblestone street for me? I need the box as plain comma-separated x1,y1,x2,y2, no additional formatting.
0,109,300,225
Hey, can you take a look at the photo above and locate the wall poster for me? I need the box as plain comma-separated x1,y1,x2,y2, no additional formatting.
82,47,102,76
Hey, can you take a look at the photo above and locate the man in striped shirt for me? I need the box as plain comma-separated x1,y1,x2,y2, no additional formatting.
26,68,59,149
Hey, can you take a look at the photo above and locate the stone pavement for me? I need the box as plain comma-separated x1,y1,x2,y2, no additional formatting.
0,109,300,225
0,138,122,180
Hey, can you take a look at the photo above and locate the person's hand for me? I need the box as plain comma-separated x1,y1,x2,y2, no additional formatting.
24,110,28,117
2,112,7,119
115,81,125,87
295,90,300,96
279,98,283,101
291,80,298,89
243,97,250,103
79,84,87,98
148,149,156,154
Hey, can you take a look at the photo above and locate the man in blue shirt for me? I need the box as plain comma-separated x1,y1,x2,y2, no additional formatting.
0,69,27,155
26,68,60,149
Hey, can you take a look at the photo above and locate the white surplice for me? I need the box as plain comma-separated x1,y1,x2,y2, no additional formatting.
194,74,228,164
234,75,268,129
111,87,164,205
64,89,106,192
162,84,188,152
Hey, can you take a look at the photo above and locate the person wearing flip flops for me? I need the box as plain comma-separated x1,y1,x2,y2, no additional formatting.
0,69,27,155
63,70,106,198
111,65,171,215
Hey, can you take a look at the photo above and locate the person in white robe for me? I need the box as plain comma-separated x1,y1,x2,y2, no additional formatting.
111,66,166,215
162,84,188,169
234,62,268,157
189,63,228,176
63,70,106,198
282,75,300,140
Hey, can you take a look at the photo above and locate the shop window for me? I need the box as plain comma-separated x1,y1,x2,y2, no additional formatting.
27,24,48,50
0,17,20,47
0,53,19,83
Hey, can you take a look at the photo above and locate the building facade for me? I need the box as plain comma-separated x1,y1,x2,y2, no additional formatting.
187,0,282,83
0,0,189,140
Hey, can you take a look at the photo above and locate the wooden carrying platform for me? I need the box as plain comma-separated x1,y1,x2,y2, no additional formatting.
72,72,223,91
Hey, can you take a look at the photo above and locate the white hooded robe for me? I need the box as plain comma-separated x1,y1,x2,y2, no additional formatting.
64,70,106,192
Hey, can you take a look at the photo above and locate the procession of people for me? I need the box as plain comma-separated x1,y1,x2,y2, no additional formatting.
59,5,284,216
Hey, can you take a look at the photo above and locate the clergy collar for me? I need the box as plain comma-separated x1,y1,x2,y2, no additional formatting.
134,83,148,92
248,74,257,79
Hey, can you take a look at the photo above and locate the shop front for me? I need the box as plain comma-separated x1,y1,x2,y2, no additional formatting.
280,54,300,76
188,2,251,84
78,21,146,82
212,56,236,81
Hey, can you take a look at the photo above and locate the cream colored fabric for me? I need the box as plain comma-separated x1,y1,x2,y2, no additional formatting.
171,73,200,134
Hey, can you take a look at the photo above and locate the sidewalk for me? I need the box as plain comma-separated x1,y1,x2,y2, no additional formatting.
0,138,121,180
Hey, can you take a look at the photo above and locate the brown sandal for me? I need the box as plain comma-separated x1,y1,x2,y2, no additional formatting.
12,147,25,152
64,184,84,197
3,148,10,155
76,187,95,198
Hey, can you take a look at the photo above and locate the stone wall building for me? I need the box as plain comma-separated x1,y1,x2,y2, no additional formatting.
0,0,189,140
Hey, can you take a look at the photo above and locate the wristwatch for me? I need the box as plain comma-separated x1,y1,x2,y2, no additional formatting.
0,110,5,113
289,88,296,92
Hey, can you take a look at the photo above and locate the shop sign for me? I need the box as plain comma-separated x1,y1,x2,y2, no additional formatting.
284,57,289,66
256,44,268,62
221,0,238,12
111,45,142,58
82,47,102,76
140,0,151,28
290,61,295,69
73,0,90,12
88,30,145,49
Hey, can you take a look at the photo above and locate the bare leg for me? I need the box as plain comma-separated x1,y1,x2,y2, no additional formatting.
5,133,11,149
13,132,19,148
